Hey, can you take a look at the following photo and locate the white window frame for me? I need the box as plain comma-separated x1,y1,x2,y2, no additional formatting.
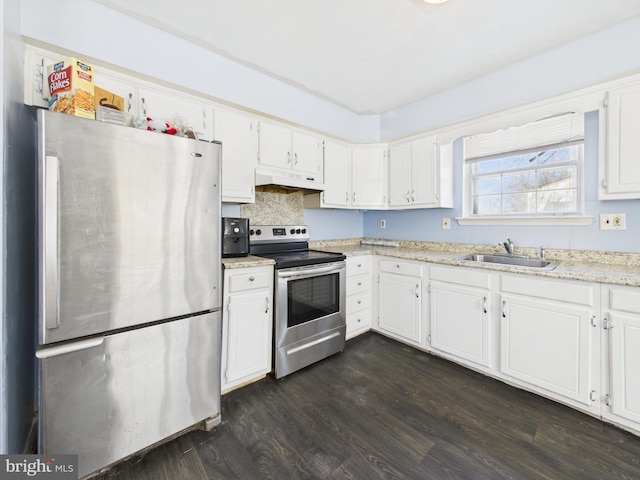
458,112,593,226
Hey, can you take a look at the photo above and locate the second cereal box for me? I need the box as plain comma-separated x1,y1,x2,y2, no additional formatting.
47,57,95,119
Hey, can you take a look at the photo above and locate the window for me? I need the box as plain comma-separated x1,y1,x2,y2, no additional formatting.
464,113,584,218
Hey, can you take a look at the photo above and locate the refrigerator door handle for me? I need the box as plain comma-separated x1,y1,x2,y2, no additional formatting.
44,155,59,331
36,336,105,359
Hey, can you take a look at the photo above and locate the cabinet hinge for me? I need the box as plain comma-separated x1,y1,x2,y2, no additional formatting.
604,394,612,407
35,62,44,95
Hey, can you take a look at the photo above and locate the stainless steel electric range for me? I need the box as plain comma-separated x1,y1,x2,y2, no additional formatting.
250,225,346,378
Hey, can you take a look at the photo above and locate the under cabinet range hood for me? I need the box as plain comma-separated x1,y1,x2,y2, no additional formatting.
255,168,325,192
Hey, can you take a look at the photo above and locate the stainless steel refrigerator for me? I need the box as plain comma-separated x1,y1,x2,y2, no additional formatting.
35,110,222,478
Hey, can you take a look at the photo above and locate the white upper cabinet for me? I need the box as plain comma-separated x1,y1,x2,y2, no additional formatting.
389,135,453,209
600,82,640,199
137,86,213,141
351,145,388,209
213,108,256,203
257,120,322,180
321,139,352,207
388,142,412,206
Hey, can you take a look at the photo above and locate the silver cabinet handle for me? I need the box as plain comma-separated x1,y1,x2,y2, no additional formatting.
357,281,362,286
411,190,415,202
249,276,255,281
502,300,507,318
406,191,410,203
415,285,420,298
294,153,298,165
287,151,291,164
127,92,133,112
483,296,488,314
346,191,349,202
141,97,146,115
265,297,269,314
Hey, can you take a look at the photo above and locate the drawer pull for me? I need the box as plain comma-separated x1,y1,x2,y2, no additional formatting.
249,276,255,281
357,300,362,305
357,281,362,286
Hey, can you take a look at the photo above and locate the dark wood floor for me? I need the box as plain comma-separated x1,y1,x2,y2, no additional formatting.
95,332,640,480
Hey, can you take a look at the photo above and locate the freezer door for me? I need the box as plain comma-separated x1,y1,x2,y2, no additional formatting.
38,110,221,344
37,311,221,479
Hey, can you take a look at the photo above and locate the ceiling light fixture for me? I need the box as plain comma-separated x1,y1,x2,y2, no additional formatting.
423,0,449,4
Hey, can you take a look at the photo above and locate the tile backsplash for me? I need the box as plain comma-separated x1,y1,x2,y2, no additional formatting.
240,191,304,225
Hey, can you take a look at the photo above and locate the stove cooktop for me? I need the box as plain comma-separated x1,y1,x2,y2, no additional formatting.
257,249,346,269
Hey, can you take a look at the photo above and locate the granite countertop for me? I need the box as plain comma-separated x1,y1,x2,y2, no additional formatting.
310,239,640,288
222,255,275,269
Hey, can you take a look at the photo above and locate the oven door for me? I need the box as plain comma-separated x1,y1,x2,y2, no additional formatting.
274,261,346,378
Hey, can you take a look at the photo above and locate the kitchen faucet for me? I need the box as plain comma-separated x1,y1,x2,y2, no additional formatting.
500,238,514,255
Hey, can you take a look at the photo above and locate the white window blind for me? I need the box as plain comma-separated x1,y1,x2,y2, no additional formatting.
464,112,585,161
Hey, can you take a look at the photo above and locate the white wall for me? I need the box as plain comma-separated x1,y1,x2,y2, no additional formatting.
380,16,640,141
20,0,380,144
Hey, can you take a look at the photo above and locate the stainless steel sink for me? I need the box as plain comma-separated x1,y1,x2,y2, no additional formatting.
459,254,558,270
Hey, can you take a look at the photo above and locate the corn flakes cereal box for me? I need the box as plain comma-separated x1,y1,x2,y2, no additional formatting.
47,57,95,119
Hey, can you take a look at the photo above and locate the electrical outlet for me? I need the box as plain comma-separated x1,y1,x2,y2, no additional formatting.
380,219,386,229
442,217,451,230
599,213,627,230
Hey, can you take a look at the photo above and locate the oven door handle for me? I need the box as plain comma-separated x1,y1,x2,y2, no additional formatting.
277,262,345,279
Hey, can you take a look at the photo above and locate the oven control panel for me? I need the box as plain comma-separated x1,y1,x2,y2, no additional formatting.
249,225,309,243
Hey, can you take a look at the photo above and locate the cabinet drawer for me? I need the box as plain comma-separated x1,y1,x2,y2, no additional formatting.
347,256,372,276
379,259,423,277
347,309,371,334
607,285,640,314
347,292,370,313
431,265,491,289
228,269,272,293
502,274,594,306
347,275,371,295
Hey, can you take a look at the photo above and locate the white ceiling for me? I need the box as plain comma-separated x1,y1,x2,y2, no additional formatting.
98,0,640,115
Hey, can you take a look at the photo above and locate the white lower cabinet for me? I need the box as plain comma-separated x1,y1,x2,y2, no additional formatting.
376,259,424,347
346,256,372,339
429,266,492,370
499,274,600,415
221,265,273,394
602,285,640,431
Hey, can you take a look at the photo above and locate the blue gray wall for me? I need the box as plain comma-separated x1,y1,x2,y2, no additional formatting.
2,0,38,453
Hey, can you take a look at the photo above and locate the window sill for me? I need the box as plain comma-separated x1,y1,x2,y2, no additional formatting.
455,215,594,226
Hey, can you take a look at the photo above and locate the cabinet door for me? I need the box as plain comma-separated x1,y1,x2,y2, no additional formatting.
378,272,421,344
411,136,439,206
225,290,272,386
601,84,640,199
500,294,595,407
430,282,490,368
608,312,640,425
94,70,138,115
258,120,291,169
388,142,412,207
213,109,256,203
352,146,388,208
322,140,351,207
137,86,212,140
292,130,321,178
